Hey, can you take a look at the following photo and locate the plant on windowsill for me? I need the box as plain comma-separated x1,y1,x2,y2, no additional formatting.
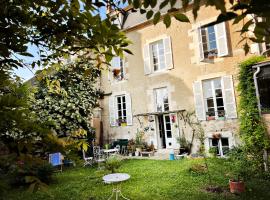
117,118,127,127
206,50,217,60
207,116,215,121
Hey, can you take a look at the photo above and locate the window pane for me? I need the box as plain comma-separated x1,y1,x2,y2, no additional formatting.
221,138,229,146
207,98,214,108
215,89,223,98
213,78,221,88
209,41,217,50
165,123,171,131
166,131,172,138
211,138,219,146
165,115,170,122
216,98,224,107
122,96,126,103
257,66,270,112
207,26,215,34
123,110,126,118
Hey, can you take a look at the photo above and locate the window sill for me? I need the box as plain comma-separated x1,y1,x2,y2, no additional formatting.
148,69,169,77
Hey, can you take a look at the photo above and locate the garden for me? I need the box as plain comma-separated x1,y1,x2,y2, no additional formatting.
3,158,270,200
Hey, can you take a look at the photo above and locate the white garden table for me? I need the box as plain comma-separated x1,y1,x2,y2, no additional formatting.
103,173,130,200
103,148,119,158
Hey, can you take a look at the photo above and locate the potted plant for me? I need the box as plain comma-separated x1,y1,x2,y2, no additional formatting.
105,155,122,173
228,148,246,194
176,136,189,154
135,131,144,156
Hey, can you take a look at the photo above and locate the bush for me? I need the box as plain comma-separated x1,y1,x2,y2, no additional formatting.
105,156,122,173
189,163,207,175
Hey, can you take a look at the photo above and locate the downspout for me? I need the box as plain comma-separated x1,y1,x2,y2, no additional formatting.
253,66,261,113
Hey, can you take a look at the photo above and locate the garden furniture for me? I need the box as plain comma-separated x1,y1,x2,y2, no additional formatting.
103,173,130,200
82,150,93,167
49,152,64,172
104,148,119,157
93,146,106,169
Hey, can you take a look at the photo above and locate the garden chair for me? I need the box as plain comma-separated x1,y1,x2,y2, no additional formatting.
49,152,64,172
93,146,106,170
121,145,128,156
82,150,93,167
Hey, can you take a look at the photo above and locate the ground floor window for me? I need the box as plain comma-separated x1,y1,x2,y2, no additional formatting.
209,137,229,156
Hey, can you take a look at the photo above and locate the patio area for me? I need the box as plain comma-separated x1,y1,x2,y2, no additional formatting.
5,158,270,200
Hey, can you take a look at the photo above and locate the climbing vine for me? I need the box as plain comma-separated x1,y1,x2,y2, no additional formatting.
238,56,270,171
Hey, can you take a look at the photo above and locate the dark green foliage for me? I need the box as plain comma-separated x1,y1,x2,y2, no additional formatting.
238,56,270,171
105,155,122,173
32,61,101,138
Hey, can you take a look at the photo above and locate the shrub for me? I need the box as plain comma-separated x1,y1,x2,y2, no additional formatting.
189,163,207,175
105,156,122,173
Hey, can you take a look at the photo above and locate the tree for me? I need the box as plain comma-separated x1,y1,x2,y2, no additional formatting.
0,0,130,72
129,0,270,54
32,59,101,140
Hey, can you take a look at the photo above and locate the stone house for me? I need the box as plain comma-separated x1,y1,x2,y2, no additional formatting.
93,1,270,156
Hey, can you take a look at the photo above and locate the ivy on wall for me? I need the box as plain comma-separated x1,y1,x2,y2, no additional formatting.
238,56,270,169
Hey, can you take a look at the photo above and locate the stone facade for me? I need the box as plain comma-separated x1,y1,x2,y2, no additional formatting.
97,2,263,155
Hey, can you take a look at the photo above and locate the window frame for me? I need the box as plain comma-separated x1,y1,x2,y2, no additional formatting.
201,24,218,58
209,137,229,157
150,39,166,72
154,87,170,112
116,95,127,126
202,78,225,120
111,56,125,81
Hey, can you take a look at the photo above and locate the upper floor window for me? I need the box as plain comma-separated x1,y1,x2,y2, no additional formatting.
143,36,173,75
150,40,166,72
193,75,237,121
198,22,229,61
111,56,125,81
255,64,270,113
109,93,133,127
202,78,225,120
155,87,169,112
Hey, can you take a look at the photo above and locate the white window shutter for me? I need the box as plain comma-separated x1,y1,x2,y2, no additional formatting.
215,22,229,57
125,93,133,126
197,27,205,61
221,75,237,119
193,81,206,121
143,44,151,75
109,96,117,126
163,36,174,69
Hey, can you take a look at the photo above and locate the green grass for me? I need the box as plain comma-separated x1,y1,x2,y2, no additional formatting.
4,158,270,200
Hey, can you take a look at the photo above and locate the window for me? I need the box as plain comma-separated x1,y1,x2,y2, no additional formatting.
109,93,132,127
111,56,125,81
155,87,169,112
150,40,166,72
255,64,270,113
201,25,218,58
116,95,126,125
143,37,173,75
209,137,229,156
202,78,225,119
198,22,228,60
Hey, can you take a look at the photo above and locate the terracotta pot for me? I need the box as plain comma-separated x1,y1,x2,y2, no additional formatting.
229,180,245,194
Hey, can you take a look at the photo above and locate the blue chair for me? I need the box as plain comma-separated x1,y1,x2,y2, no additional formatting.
49,152,63,172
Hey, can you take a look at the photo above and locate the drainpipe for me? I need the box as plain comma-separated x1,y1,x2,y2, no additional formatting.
253,66,261,113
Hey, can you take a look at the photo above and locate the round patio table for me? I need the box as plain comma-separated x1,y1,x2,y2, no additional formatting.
103,173,130,200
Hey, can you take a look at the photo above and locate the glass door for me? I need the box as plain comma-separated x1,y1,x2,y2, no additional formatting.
163,114,173,148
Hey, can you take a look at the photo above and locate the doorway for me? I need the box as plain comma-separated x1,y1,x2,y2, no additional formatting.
157,114,173,149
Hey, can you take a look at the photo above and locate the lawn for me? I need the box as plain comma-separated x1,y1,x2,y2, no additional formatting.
4,158,270,200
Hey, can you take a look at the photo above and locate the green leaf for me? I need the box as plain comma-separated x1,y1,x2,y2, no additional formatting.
123,49,133,55
243,43,250,55
143,0,150,8
163,14,171,28
174,13,190,23
153,12,161,25
19,52,34,57
150,0,157,8
160,0,169,9
146,10,154,19
133,0,140,8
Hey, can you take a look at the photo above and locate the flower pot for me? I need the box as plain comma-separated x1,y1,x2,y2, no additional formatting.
135,151,139,156
229,180,245,194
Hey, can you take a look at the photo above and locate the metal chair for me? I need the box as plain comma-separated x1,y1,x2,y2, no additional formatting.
121,145,128,156
93,146,106,169
82,150,93,167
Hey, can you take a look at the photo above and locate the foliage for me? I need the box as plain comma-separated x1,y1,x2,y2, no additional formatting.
32,61,100,139
189,163,207,175
0,0,130,71
238,56,270,171
135,130,145,147
208,147,218,157
130,0,270,54
105,155,122,173
176,136,189,148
